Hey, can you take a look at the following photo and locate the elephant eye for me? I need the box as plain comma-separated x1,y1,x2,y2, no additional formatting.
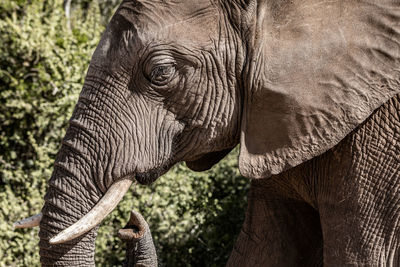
149,64,176,86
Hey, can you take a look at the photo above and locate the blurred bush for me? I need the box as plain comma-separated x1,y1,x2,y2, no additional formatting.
0,1,249,266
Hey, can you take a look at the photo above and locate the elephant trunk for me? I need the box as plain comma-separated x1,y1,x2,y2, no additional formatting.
118,210,158,267
39,175,99,266
38,75,135,265
38,139,104,266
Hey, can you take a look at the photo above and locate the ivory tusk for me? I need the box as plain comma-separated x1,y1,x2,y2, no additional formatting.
50,178,133,245
14,213,43,229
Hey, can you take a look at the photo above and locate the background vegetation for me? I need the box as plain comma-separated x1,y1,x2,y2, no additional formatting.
0,0,249,266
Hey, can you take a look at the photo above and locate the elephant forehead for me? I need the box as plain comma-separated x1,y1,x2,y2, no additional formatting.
118,0,220,48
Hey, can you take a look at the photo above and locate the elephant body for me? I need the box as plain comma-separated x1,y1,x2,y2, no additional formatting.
14,0,400,266
229,94,400,266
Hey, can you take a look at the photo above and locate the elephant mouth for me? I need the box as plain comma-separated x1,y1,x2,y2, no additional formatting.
135,161,175,185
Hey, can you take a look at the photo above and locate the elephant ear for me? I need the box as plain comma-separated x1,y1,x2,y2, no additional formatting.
186,148,233,172
238,0,400,178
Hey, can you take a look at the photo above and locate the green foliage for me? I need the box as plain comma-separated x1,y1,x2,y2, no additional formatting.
0,1,249,266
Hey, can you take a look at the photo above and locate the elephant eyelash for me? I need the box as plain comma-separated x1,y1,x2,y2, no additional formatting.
149,63,176,86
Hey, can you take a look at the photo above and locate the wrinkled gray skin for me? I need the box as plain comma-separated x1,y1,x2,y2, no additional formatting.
118,210,157,267
38,0,400,266
122,227,156,267
229,95,400,266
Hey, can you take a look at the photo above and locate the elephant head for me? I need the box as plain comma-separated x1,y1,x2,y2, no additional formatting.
16,0,400,265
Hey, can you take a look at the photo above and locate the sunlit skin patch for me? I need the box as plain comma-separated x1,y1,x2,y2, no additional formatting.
118,0,220,51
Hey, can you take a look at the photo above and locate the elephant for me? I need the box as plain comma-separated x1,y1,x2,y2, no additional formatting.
14,0,400,266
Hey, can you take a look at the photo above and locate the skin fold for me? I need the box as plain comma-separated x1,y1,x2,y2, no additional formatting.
18,0,400,266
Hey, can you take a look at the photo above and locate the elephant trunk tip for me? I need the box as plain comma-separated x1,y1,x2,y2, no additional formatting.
119,210,158,267
118,210,148,241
